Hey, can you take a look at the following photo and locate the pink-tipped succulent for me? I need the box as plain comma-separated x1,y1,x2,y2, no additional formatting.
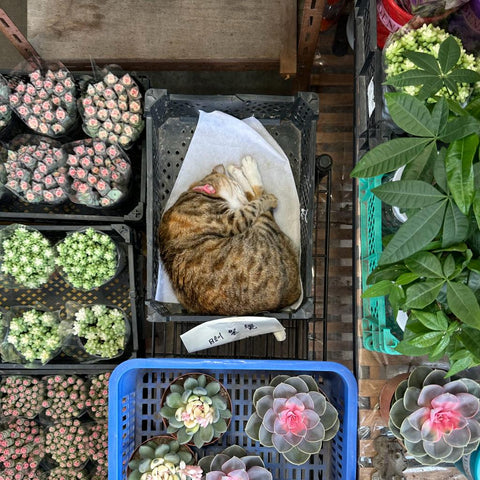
245,375,339,465
198,445,272,480
389,366,480,465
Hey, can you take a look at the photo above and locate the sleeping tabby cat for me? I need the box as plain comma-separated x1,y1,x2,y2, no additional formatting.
158,155,301,315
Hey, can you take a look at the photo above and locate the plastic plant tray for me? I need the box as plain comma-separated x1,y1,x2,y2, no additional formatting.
108,358,358,480
145,89,319,322
0,223,142,370
358,176,402,354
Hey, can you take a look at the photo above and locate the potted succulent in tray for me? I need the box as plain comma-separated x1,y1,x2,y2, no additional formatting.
0,224,56,288
385,366,480,465
127,435,200,480
55,227,121,290
198,445,272,480
159,373,232,448
245,374,340,465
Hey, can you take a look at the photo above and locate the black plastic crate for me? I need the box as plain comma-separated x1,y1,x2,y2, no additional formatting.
145,89,319,322
0,224,143,371
0,72,149,223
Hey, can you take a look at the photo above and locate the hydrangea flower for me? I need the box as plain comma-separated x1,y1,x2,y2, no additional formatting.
72,304,127,358
55,228,118,290
0,225,55,288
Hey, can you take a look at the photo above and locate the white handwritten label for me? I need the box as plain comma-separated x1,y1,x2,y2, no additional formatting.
180,317,286,353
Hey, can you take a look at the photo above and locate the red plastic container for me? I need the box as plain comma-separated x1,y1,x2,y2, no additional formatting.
376,0,413,47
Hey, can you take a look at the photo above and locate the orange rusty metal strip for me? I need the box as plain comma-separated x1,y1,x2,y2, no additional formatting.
0,8,42,67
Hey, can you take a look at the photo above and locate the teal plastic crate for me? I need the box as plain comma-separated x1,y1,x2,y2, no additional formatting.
358,175,402,354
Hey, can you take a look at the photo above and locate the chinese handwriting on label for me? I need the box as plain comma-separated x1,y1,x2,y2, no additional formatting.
244,323,258,331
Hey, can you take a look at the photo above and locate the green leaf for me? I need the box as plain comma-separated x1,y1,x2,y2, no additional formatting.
444,76,459,95
468,258,480,275
433,148,448,193
445,135,478,215
372,180,445,208
429,332,451,360
446,354,475,377
395,339,427,356
401,141,436,182
389,284,405,320
408,331,444,348
385,69,438,87
405,279,444,309
351,138,434,178
447,280,480,329
413,310,446,331
466,97,480,120
396,272,420,285
166,392,183,409
417,78,444,102
361,280,393,298
431,98,449,137
458,328,480,357
440,115,480,143
447,69,480,85
367,264,409,284
385,92,436,137
473,190,480,231
380,201,447,264
438,36,461,74
405,51,440,73
443,254,456,278
405,251,444,278
442,201,470,247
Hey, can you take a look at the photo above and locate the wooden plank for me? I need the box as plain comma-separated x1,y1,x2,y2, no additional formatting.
318,112,353,126
27,0,292,70
279,0,297,77
310,73,353,86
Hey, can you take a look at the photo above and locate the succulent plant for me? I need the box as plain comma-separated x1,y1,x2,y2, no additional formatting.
0,375,46,418
127,436,196,480
198,445,272,480
389,366,480,465
245,374,340,465
160,374,231,448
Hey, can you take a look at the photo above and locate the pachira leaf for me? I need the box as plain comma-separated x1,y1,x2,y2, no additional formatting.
367,264,409,284
379,200,447,265
443,254,456,278
442,200,470,247
395,338,427,356
429,331,451,360
447,69,480,85
405,251,444,278
361,280,393,298
396,272,420,285
372,180,445,208
473,190,480,231
401,141,437,182
438,36,461,74
468,258,480,274
440,115,480,143
412,310,447,331
446,280,480,329
405,279,445,309
408,331,445,348
385,70,439,88
457,328,480,359
446,354,476,378
385,92,437,137
466,97,480,120
433,148,448,193
389,284,406,319
351,137,434,178
445,134,478,215
406,50,442,74
431,97,449,137
417,78,443,102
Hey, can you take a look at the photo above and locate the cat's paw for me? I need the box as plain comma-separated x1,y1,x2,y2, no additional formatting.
227,164,253,195
241,155,262,188
263,193,278,210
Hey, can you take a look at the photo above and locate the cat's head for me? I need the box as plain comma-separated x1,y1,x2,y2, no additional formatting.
189,165,247,208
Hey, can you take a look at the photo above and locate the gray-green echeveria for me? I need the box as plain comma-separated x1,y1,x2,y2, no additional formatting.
389,366,480,465
198,445,272,480
245,375,340,465
160,374,231,448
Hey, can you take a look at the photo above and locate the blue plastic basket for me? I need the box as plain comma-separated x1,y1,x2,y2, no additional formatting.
358,176,402,354
108,358,358,480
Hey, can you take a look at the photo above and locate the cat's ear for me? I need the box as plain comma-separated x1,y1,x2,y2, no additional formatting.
213,164,226,174
192,183,216,195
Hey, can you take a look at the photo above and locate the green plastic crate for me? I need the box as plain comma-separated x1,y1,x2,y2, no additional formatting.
358,175,402,354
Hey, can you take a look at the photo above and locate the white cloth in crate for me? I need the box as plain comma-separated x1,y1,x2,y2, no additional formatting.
156,110,302,307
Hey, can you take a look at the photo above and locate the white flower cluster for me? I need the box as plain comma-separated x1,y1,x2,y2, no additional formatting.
73,304,126,358
385,24,480,103
7,309,61,363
